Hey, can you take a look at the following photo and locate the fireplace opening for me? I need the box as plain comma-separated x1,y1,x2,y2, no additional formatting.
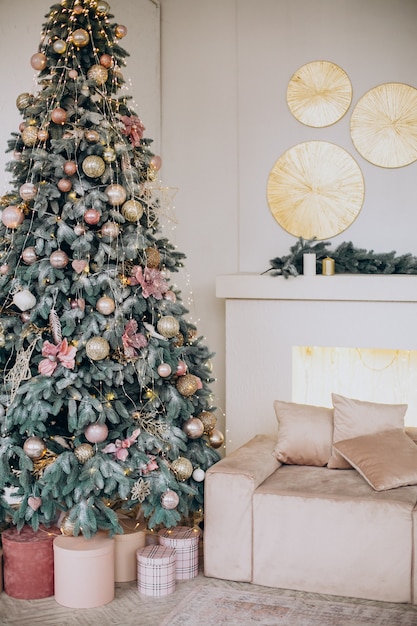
292,346,417,427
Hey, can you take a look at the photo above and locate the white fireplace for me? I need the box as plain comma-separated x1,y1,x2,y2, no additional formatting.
216,273,417,453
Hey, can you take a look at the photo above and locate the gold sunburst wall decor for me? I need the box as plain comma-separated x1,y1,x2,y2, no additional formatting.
350,82,417,168
286,61,353,127
267,141,365,240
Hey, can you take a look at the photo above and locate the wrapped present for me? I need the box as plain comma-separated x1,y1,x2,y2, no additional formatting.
0,549,2,592
53,533,115,608
158,526,201,580
114,517,146,582
136,544,176,596
2,525,58,599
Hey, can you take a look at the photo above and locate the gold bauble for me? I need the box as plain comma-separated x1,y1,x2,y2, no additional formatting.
22,126,39,147
37,129,49,142
172,332,184,348
157,315,180,338
74,443,94,464
146,247,161,268
82,155,106,178
23,436,46,459
87,64,108,85
52,39,67,54
96,0,110,15
121,199,143,222
182,417,204,439
71,28,90,48
16,92,32,110
60,515,76,536
176,374,199,397
208,428,225,449
85,129,100,143
198,410,217,434
85,336,110,360
102,146,116,162
171,456,193,481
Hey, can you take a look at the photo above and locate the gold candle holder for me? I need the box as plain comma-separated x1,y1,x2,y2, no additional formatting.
322,257,335,275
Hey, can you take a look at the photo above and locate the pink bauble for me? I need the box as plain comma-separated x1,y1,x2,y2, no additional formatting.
85,423,108,444
100,54,113,68
105,184,127,206
20,311,31,323
157,363,172,378
2,206,24,229
38,129,49,142
164,290,177,303
50,250,69,269
0,264,9,275
182,417,204,439
96,295,115,315
74,223,86,236
63,161,77,176
150,155,162,171
51,107,67,125
176,360,187,376
101,221,119,239
57,178,72,192
19,122,26,133
30,52,47,71
68,69,78,79
19,182,37,201
115,24,128,39
22,247,38,265
160,490,179,510
84,209,101,225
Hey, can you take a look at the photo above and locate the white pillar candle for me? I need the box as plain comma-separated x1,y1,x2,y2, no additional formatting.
303,253,316,276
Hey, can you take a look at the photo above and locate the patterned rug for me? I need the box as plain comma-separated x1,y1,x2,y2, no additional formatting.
160,585,417,626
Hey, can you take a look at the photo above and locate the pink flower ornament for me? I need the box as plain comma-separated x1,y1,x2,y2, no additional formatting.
130,265,169,300
122,319,148,358
38,339,77,376
102,428,141,461
120,115,145,147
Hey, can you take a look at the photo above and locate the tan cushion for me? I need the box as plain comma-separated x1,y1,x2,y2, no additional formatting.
328,394,407,469
273,400,333,466
334,429,417,491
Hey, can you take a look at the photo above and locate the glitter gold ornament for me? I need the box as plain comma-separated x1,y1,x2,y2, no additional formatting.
102,146,116,162
23,436,46,459
22,126,39,146
121,199,143,221
176,374,199,397
86,336,110,360
172,332,184,348
74,443,94,464
146,247,161,268
60,515,76,536
105,184,127,206
87,64,108,85
171,456,193,481
208,428,225,449
157,315,180,338
71,28,90,48
16,93,32,110
182,417,204,439
82,155,106,178
197,410,217,434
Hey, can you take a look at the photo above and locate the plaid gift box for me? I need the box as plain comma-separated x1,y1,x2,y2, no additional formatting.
136,544,176,596
158,526,200,580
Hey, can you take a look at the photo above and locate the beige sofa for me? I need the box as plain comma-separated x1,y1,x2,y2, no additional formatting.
204,395,417,604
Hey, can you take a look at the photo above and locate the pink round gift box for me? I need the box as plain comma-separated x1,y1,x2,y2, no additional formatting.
158,526,201,579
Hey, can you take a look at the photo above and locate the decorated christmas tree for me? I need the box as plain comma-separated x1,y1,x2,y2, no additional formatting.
0,0,222,538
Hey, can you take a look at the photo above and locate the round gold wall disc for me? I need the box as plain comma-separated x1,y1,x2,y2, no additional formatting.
267,141,365,240
350,82,417,168
287,61,352,127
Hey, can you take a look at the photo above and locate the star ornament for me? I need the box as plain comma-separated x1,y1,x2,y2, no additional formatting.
142,181,178,226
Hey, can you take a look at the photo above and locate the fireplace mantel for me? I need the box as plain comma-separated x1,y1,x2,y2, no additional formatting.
216,273,417,453
216,273,417,303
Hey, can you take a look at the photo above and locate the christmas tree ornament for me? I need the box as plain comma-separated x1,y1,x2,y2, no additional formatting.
20,312,31,323
208,428,225,449
13,289,36,311
28,496,42,511
1,205,24,228
96,295,115,315
102,146,116,162
50,250,69,269
172,332,184,347
22,126,39,146
74,443,94,463
115,24,128,39
86,336,110,360
71,28,90,48
72,259,88,273
0,264,9,275
73,223,86,235
176,374,199,397
16,93,32,110
72,3,84,15
150,155,162,170
30,52,47,71
49,309,62,344
19,183,37,201
121,199,143,222
105,184,127,206
160,490,179,510
85,422,109,443
52,39,67,54
51,107,67,125
192,468,205,482
60,515,75,536
23,436,46,459
96,0,110,15
101,221,119,240
157,315,180,338
37,129,49,142
176,360,187,376
145,247,161,268
165,290,177,303
171,456,193,481
100,53,113,68
22,247,38,265
157,363,172,377
84,129,100,143
84,208,101,224
182,417,204,439
57,178,72,192
68,69,78,79
87,64,108,85
63,160,77,176
82,155,106,178
197,411,217,434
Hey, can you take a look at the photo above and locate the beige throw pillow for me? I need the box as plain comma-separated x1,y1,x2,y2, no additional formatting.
328,393,407,469
334,429,417,491
273,400,333,466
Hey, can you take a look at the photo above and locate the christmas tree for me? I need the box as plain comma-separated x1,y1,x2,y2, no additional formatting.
0,0,223,538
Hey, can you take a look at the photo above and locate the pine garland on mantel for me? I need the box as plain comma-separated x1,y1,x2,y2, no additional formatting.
265,239,417,279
